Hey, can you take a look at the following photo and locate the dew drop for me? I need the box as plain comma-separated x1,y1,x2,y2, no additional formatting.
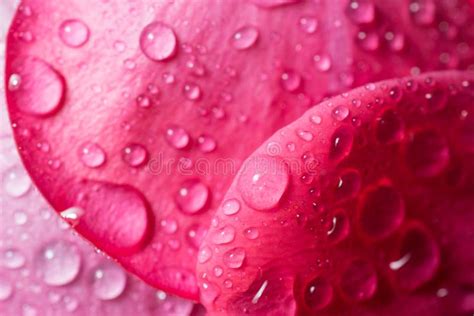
198,246,212,264
389,223,440,291
160,217,178,234
2,165,31,197
237,156,289,211
59,206,84,227
59,19,90,48
375,109,404,144
405,129,450,177
299,16,318,34
223,247,246,269
424,89,447,112
183,82,201,101
357,181,404,240
37,240,81,286
384,30,405,52
325,210,350,244
231,26,259,50
244,227,260,240
14,211,28,225
313,54,332,72
165,126,190,149
304,276,333,310
334,169,361,201
213,266,224,277
329,126,354,163
357,30,379,51
409,0,436,26
222,198,241,216
197,135,217,153
332,105,350,121
136,94,151,108
139,22,177,61
339,259,377,301
9,58,65,116
346,0,375,24
0,277,13,301
122,143,148,167
78,142,106,168
175,179,209,215
212,226,236,245
1,248,26,269
311,115,323,125
186,224,208,249
200,281,220,305
280,70,302,92
297,129,314,142
93,263,127,300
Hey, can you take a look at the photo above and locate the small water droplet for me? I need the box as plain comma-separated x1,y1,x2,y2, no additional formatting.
223,247,246,269
244,227,260,240
346,0,375,24
297,129,314,142
2,165,31,197
183,82,201,101
165,126,190,149
93,263,127,300
409,0,436,26
175,179,209,215
0,277,13,301
197,135,217,153
313,54,332,72
37,240,81,286
222,198,241,216
9,58,65,116
122,143,148,167
332,105,350,121
59,19,90,48
325,210,350,244
186,224,208,249
280,70,302,92
310,115,323,125
424,89,447,112
213,266,224,277
357,30,379,51
198,246,213,264
299,16,318,34
78,142,106,168
212,226,236,245
238,156,289,211
14,210,28,225
140,22,177,61
60,206,84,227
329,126,354,163
160,217,178,234
1,248,26,269
384,30,405,52
304,276,333,310
200,281,220,305
136,94,151,108
339,259,377,301
231,26,259,50
357,181,404,240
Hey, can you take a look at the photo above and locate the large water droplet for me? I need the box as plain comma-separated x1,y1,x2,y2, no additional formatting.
175,179,209,215
0,248,26,269
2,165,31,197
59,19,90,48
238,156,289,211
389,222,440,291
375,108,404,144
37,240,81,286
223,247,246,269
93,263,127,300
9,57,65,116
357,181,404,240
304,276,333,310
78,142,106,168
139,22,177,61
222,198,241,216
165,126,190,149
346,0,375,24
122,143,148,167
231,26,259,50
339,259,377,301
212,225,236,245
329,126,354,163
405,129,450,177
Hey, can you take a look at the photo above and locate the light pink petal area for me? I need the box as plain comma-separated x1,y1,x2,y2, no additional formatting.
5,0,474,300
197,72,474,315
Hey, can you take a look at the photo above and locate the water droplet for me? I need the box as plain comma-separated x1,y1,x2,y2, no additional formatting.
238,156,289,211
60,206,84,227
223,247,246,269
78,142,106,168
231,26,259,50
22,304,38,316
212,225,236,245
357,181,404,240
0,277,13,301
329,126,354,163
299,16,318,34
346,0,375,24
297,129,314,142
280,70,302,92
183,82,201,101
37,240,81,286
2,165,31,197
14,210,28,225
389,222,440,291
313,54,332,72
160,217,178,234
59,19,90,48
93,263,127,300
405,129,450,177
409,0,436,26
357,30,379,51
165,126,190,149
175,179,209,215
213,266,224,277
223,279,233,289
222,198,241,216
122,143,148,167
1,248,26,269
197,135,217,153
334,169,361,201
384,30,405,52
198,246,213,264
332,105,350,121
244,227,260,240
424,89,447,112
200,281,220,305
339,259,377,301
325,210,350,244
375,109,404,144
140,22,177,61
304,276,333,310
186,224,208,249
136,94,151,108
8,58,65,116
311,115,323,125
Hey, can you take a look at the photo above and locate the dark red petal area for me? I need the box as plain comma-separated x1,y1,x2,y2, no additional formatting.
5,0,474,300
197,71,474,315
